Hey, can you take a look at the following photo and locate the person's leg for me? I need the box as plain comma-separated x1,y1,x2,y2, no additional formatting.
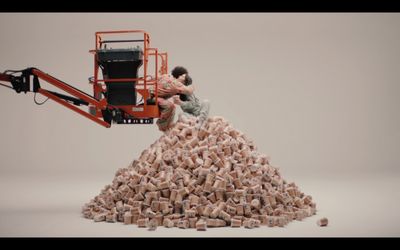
195,99,210,129
156,98,176,132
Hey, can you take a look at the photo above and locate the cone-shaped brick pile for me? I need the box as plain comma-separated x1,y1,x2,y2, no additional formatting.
82,115,316,230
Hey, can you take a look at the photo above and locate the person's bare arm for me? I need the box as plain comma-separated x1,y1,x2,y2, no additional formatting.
176,84,194,95
169,76,195,95
172,95,183,105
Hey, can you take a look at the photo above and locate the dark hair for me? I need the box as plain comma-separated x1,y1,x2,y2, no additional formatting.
179,75,192,101
184,75,192,86
172,66,192,101
171,66,188,79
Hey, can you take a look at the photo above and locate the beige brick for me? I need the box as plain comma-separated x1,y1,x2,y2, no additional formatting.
317,217,328,227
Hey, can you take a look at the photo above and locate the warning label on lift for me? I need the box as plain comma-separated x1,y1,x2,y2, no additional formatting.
117,118,153,124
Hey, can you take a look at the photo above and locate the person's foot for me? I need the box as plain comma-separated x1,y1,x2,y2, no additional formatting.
167,122,176,131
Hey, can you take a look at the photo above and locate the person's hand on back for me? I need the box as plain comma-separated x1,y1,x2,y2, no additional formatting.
172,95,182,105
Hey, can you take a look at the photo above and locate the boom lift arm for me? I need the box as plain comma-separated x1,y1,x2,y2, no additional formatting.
0,30,168,128
0,67,111,127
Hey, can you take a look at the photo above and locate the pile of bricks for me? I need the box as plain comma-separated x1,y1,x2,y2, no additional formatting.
82,115,317,230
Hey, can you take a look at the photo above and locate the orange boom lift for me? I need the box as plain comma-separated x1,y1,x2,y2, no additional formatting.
0,30,168,128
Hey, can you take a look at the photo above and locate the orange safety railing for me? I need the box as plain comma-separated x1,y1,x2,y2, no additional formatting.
89,30,168,120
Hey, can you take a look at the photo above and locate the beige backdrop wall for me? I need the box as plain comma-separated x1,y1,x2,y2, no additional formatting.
0,13,399,182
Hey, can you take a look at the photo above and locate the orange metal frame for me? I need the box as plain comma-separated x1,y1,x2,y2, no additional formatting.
32,68,111,127
90,30,168,122
0,30,168,128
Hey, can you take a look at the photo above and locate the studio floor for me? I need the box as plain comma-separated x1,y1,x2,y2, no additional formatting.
0,171,398,237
